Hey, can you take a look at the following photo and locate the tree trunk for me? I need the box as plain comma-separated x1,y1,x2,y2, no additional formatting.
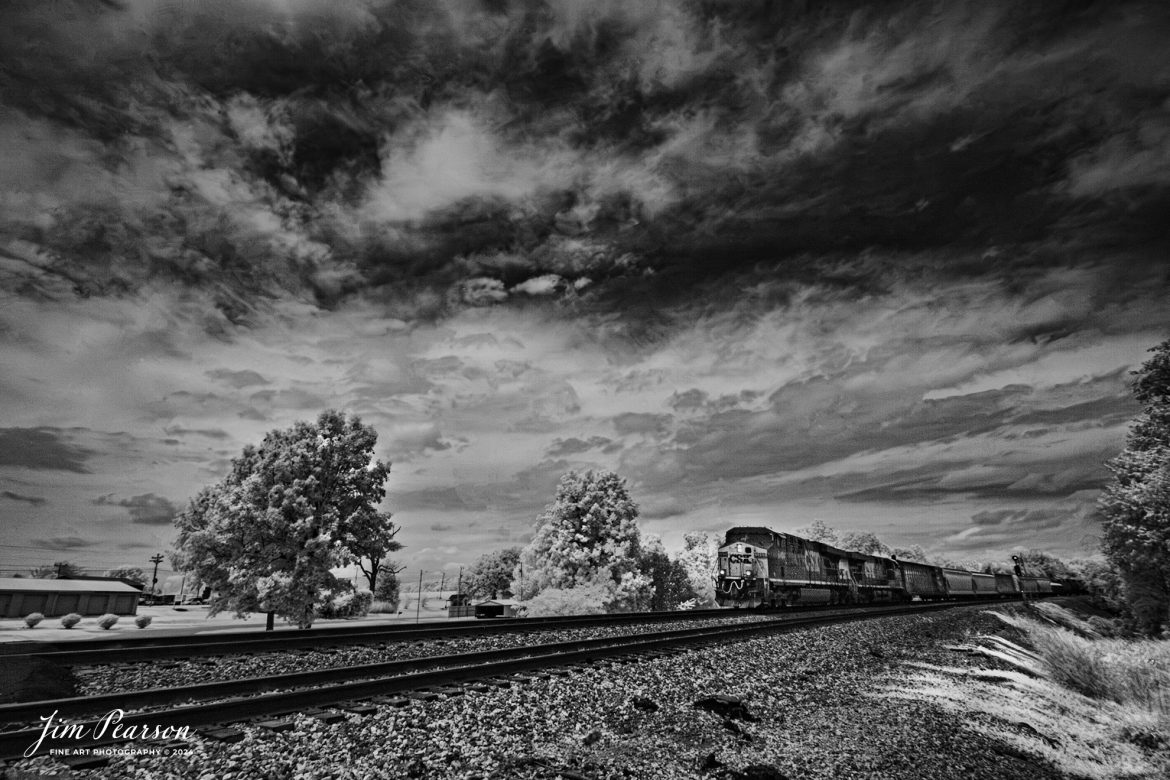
266,611,275,631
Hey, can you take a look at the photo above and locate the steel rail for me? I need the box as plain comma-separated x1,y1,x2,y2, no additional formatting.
0,601,948,665
0,601,970,760
0,607,755,663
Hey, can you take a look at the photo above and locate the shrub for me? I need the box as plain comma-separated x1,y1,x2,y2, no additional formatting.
134,615,152,629
97,614,119,630
60,613,81,629
368,599,399,614
523,584,609,617
318,589,373,619
23,612,44,628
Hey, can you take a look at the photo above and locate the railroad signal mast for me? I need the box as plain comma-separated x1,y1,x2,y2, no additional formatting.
1012,555,1027,601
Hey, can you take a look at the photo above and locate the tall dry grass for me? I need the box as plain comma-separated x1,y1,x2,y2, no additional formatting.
875,604,1170,780
992,606,1170,718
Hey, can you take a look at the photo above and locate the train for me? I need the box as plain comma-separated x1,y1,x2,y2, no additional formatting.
714,526,1053,608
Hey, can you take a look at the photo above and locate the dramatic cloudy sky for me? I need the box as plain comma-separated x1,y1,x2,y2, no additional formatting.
2,0,1168,582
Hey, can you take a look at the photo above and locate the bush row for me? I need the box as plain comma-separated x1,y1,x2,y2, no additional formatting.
22,612,152,629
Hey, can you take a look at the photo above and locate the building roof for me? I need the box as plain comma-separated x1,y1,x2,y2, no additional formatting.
475,599,521,607
0,577,142,594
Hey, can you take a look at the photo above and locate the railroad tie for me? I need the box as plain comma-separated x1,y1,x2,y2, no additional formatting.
307,710,347,724
255,719,295,733
201,727,246,743
60,754,110,770
407,690,441,701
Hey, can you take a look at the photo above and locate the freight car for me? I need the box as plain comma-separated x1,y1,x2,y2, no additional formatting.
714,526,1049,608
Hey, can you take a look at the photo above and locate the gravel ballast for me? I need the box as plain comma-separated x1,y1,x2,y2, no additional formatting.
71,615,775,695
5,606,1074,779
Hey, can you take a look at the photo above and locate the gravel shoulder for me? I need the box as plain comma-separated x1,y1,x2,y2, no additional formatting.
2,605,1111,779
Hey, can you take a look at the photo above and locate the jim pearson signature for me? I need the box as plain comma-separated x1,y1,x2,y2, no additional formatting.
25,710,192,758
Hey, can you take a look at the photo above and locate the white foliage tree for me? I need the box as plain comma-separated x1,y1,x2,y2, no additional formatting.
515,469,650,612
675,531,718,606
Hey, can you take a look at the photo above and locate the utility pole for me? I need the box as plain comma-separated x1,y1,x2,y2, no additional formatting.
439,572,446,597
415,569,423,624
457,566,463,596
149,554,164,602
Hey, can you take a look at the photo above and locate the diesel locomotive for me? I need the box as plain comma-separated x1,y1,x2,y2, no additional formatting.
714,526,1052,608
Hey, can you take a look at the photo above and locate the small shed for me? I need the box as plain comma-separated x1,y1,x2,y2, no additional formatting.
0,577,141,618
447,593,474,618
474,599,522,619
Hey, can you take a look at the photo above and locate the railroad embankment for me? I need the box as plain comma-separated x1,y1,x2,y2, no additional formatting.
4,601,1166,779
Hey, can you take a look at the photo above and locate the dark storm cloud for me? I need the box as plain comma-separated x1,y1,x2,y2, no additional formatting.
648,384,1030,486
1,490,47,506
613,413,672,437
0,428,94,472
206,369,270,388
162,425,231,440
545,435,614,456
1,0,1166,330
392,486,490,512
29,536,101,551
833,460,1109,503
94,492,180,525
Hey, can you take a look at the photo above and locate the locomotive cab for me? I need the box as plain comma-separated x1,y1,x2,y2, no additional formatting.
715,540,771,608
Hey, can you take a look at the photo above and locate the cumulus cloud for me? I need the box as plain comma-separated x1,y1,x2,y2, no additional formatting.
29,536,101,551
0,0,1161,328
94,493,180,526
0,428,93,472
2,0,1169,574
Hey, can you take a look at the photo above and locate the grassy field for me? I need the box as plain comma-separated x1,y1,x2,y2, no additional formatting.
879,600,1170,779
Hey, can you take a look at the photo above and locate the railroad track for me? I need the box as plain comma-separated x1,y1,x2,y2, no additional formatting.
0,602,913,665
0,600,974,760
0,607,759,665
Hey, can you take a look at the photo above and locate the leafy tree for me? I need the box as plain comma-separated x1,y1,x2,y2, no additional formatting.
1019,551,1071,580
838,531,890,556
1067,558,1127,614
638,537,698,611
466,547,521,598
516,469,649,611
172,410,396,630
1099,338,1170,634
30,561,82,578
105,567,147,589
935,557,985,572
890,545,928,563
675,532,718,606
373,558,405,607
795,520,838,545
356,522,403,597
